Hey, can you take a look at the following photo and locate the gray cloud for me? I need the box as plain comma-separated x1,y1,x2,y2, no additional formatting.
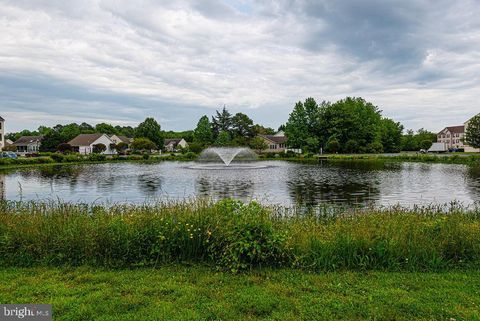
0,0,479,132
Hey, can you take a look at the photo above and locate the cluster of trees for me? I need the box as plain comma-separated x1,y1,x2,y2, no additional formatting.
400,129,437,151
285,97,404,153
465,114,480,149
190,107,275,152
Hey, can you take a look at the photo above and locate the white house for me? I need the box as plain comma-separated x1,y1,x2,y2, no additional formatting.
0,116,4,151
68,133,116,155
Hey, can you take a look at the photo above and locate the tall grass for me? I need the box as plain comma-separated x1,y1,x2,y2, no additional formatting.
0,199,479,272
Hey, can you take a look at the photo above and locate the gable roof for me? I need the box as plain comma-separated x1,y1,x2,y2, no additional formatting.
439,126,465,135
259,134,287,144
68,133,108,146
13,136,44,146
116,135,132,144
164,138,183,146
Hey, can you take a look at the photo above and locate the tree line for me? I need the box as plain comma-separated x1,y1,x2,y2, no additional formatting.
6,97,444,154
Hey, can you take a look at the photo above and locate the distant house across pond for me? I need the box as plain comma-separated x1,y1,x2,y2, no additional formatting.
164,138,188,152
110,135,133,145
258,131,287,153
437,114,480,152
437,126,466,150
68,133,116,155
13,136,43,155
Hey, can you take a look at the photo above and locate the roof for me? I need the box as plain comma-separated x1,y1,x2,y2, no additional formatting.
0,116,4,121
164,138,183,146
13,136,44,146
439,126,465,135
116,135,132,144
68,133,106,146
259,134,287,144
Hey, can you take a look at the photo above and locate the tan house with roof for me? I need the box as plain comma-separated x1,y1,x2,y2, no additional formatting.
110,135,133,145
258,131,287,153
437,126,466,150
13,136,44,155
438,115,480,152
164,138,188,152
68,133,115,155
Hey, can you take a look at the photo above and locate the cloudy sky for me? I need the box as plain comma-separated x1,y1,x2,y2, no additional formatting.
0,0,479,133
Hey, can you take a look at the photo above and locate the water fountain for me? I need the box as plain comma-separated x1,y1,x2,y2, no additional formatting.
188,147,270,170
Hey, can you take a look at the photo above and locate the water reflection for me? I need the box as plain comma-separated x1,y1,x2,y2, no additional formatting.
0,161,479,207
286,162,382,206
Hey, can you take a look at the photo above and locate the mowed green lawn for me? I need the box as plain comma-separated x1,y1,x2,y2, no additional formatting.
1,267,479,320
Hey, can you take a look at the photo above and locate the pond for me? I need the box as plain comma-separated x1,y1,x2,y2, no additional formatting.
0,160,479,207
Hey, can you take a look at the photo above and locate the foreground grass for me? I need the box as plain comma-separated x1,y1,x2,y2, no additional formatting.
1,200,480,272
0,266,479,320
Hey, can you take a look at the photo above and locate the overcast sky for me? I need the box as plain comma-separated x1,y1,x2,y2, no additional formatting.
0,0,479,133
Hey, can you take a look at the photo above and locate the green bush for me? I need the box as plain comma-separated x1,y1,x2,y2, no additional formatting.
88,154,106,161
50,153,65,163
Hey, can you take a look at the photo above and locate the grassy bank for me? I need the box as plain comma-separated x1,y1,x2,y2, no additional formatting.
0,153,197,170
1,266,479,320
319,153,480,165
1,200,479,272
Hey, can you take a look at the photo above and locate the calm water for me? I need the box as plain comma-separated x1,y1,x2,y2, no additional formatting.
0,161,479,207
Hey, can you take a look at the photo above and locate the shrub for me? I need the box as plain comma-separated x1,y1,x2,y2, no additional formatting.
366,142,384,154
88,154,106,161
142,154,150,160
50,153,65,163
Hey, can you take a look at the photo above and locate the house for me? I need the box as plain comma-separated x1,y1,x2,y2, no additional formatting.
0,116,4,151
258,131,287,153
464,117,480,153
164,138,188,152
68,133,116,155
13,136,43,155
437,126,466,151
109,135,133,145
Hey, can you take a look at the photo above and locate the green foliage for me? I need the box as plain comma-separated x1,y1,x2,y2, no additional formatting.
39,130,62,152
366,141,384,154
285,97,401,154
401,128,437,151
95,123,118,135
193,115,213,146
420,139,433,150
135,117,163,148
232,113,254,139
325,137,340,153
88,154,106,161
1,200,480,273
131,137,157,151
248,136,268,152
57,143,72,153
212,106,232,137
115,142,129,154
50,153,65,163
92,143,107,154
380,118,403,152
214,131,231,147
465,114,480,148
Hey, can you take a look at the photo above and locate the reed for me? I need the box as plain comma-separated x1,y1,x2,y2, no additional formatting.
0,199,479,272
